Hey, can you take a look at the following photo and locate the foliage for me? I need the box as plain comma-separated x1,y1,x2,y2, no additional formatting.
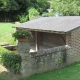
12,29,33,41
18,14,28,23
0,23,16,45
42,12,54,17
0,0,20,21
33,0,48,13
0,0,19,11
50,0,80,16
0,46,10,56
0,0,47,22
1,52,21,73
28,7,39,20
0,46,10,62
0,78,4,80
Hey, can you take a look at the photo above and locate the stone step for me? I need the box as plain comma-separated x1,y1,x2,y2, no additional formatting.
3,45,17,50
0,42,9,46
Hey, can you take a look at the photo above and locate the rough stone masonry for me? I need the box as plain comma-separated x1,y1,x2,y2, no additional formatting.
17,42,80,77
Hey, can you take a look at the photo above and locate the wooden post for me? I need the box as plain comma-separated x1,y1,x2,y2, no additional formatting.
35,31,39,51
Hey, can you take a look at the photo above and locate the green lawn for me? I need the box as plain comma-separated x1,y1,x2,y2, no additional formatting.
19,62,80,80
0,23,16,44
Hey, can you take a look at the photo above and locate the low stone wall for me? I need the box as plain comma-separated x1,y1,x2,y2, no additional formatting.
66,47,80,64
30,46,66,74
17,42,80,77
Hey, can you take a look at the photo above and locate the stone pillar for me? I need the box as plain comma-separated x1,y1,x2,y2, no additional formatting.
17,42,33,77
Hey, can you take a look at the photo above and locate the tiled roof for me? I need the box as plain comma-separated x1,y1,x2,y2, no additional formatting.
14,16,80,33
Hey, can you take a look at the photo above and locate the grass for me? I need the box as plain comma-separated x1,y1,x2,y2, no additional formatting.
19,62,80,80
0,22,16,44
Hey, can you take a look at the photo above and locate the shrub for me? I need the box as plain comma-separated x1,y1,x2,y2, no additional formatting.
0,46,10,57
1,52,21,73
18,14,28,23
0,46,11,62
28,7,39,20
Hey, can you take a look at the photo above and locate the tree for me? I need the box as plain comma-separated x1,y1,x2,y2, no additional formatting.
0,0,20,21
0,0,47,21
50,0,80,16
0,0,19,11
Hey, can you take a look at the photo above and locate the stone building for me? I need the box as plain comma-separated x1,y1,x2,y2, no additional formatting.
14,16,80,53
14,16,80,77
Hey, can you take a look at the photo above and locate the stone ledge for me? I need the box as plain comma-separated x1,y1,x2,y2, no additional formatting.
3,45,17,50
0,42,9,46
36,45,71,56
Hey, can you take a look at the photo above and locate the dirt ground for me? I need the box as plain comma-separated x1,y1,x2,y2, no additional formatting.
0,63,22,80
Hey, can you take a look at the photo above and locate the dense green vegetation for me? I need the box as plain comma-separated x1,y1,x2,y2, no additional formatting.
0,0,80,22
0,46,10,62
19,62,80,80
0,23,16,44
0,46,10,56
1,51,21,73
51,0,80,16
0,0,47,21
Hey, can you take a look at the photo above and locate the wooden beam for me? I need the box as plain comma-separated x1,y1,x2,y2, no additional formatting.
35,31,39,51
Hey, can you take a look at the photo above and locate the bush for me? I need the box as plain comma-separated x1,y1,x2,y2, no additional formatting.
0,46,11,63
28,7,39,20
0,46,10,57
1,52,21,73
18,14,28,23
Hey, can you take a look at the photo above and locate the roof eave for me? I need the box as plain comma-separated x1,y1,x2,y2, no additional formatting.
13,26,66,34
66,26,80,34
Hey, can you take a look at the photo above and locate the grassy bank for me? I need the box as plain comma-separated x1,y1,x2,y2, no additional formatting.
0,23,16,44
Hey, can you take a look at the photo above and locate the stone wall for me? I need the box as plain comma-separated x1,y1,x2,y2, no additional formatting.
30,46,67,74
17,42,80,77
66,47,80,64
71,27,80,53
66,33,71,46
66,28,80,63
